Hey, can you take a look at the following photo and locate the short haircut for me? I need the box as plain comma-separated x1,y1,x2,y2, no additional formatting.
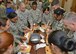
43,7,50,13
32,1,37,5
6,2,11,4
7,12,17,19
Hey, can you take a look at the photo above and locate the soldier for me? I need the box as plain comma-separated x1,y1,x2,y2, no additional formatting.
63,12,76,54
29,1,42,25
48,30,70,54
5,12,28,53
29,0,42,10
16,2,33,29
0,0,7,26
51,8,65,31
42,7,53,26
0,32,14,54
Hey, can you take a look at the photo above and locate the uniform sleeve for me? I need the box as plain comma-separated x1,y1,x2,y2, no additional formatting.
42,14,46,24
38,10,42,23
27,11,33,28
49,13,54,26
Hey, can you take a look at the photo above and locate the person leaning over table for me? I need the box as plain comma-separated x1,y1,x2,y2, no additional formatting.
0,21,14,54
16,2,33,29
48,30,69,54
63,13,76,54
43,0,62,27
29,1,42,25
42,7,53,26
51,8,65,31
4,12,31,53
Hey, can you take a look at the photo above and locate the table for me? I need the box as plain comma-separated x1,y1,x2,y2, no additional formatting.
28,30,52,54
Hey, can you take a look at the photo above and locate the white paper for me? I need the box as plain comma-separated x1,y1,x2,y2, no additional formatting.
39,27,45,32
35,43,46,50
40,39,45,43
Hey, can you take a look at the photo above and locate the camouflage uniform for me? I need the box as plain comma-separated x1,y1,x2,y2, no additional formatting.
29,9,42,24
64,12,76,54
9,19,26,53
29,1,42,10
16,9,33,28
52,19,65,31
0,4,6,18
42,12,53,25
0,4,7,25
9,18,33,53
64,12,71,19
68,32,76,54
62,11,76,54
37,1,43,10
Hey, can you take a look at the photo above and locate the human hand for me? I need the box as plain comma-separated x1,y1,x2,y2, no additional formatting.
20,36,27,41
24,27,31,34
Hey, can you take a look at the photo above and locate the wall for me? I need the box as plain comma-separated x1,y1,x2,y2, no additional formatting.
64,0,73,12
59,0,73,12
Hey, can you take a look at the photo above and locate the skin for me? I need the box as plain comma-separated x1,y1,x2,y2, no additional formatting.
63,20,76,31
53,14,63,21
18,2,33,29
32,4,37,10
19,3,26,12
10,16,18,23
3,16,18,31
0,0,2,2
44,9,50,15
6,3,12,8
0,16,25,42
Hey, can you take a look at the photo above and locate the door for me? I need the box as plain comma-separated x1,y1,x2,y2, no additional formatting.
71,0,76,12
61,0,66,8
